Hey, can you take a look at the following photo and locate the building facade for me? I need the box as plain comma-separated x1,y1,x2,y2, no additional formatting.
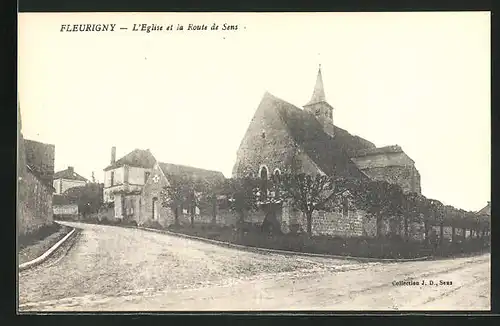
102,146,156,220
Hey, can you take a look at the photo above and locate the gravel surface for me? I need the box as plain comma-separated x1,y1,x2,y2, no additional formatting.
18,222,490,311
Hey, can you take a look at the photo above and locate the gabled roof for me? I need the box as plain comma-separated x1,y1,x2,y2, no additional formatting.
24,139,55,187
103,149,156,171
54,167,88,182
158,162,225,187
260,92,371,179
476,202,491,216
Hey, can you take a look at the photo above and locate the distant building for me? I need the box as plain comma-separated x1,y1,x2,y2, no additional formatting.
53,166,88,194
18,104,56,236
476,201,491,217
102,146,156,219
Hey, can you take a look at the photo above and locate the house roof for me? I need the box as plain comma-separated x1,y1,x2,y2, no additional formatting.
24,139,55,187
54,167,88,182
158,162,225,187
261,92,372,179
103,149,156,171
476,202,491,216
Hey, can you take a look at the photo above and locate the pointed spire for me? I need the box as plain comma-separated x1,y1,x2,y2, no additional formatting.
305,64,326,106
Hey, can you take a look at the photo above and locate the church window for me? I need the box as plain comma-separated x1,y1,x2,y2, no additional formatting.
261,130,266,139
144,171,151,183
342,197,349,218
110,171,115,186
260,166,268,200
273,169,281,182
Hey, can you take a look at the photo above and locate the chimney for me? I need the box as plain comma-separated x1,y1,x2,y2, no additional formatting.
111,146,116,164
68,166,74,173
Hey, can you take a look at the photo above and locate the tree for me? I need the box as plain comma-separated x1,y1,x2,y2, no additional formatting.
428,199,444,244
278,173,339,236
353,180,404,238
160,175,190,226
63,183,103,218
218,177,259,228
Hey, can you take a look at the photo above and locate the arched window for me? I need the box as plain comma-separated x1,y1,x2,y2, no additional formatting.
273,168,281,182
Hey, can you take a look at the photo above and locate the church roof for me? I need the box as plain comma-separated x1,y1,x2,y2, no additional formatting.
353,145,405,158
54,167,88,182
261,92,372,179
103,149,156,171
304,66,327,107
158,162,225,187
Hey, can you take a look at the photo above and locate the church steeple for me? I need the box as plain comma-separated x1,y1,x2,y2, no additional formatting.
303,65,335,137
305,64,326,106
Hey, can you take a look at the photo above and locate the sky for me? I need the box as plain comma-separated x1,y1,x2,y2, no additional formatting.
18,12,490,212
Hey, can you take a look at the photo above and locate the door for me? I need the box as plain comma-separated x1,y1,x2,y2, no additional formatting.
152,197,159,221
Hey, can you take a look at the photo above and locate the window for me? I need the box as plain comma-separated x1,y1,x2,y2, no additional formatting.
261,130,266,139
273,169,281,182
110,171,115,186
145,171,151,183
315,108,320,115
260,166,268,200
342,197,349,218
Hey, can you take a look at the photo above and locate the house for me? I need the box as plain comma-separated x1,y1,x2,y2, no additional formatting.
139,160,226,228
476,201,491,236
231,66,422,236
477,201,491,217
53,166,88,194
18,105,56,236
102,146,156,220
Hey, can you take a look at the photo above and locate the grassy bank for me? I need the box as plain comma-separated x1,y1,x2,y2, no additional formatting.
18,223,73,265
167,224,490,259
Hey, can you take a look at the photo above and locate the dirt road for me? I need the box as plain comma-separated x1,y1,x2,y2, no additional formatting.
18,222,490,311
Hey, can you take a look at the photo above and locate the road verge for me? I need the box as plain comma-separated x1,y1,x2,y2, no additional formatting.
137,226,430,263
19,225,77,272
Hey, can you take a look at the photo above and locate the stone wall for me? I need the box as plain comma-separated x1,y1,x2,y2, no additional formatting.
18,132,54,236
232,95,320,178
18,170,54,236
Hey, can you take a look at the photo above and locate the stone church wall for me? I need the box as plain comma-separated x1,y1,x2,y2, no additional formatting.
232,97,303,178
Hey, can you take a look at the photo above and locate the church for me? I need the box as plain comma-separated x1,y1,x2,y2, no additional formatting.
231,66,422,236
232,66,421,194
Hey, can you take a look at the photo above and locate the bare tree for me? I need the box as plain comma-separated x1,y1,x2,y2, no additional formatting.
278,173,339,236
